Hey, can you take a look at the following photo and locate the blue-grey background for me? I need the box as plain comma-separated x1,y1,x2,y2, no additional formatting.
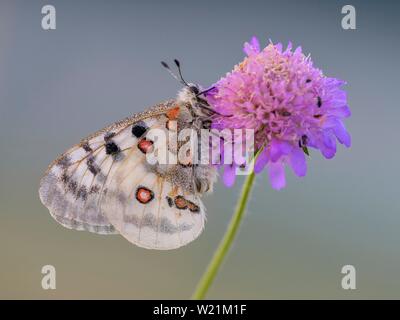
0,0,399,299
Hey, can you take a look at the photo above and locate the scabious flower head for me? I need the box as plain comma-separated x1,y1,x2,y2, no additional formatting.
207,37,351,189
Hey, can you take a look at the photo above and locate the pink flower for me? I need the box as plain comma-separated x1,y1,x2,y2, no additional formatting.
207,37,351,190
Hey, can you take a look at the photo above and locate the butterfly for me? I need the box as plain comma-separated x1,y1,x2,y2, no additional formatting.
39,60,218,250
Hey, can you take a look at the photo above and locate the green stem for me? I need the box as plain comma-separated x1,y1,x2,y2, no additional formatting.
191,170,256,300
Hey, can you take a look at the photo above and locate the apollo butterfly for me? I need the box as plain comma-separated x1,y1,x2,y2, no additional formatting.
39,60,218,250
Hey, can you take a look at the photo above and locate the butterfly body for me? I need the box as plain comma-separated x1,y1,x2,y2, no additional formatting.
39,87,217,249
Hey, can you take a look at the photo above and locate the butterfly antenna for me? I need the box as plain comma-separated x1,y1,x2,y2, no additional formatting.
161,61,185,84
174,59,190,87
161,61,185,85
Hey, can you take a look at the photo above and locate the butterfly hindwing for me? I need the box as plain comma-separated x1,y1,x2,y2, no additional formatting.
99,146,206,250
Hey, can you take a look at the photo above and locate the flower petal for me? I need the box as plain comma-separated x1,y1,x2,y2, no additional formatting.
319,134,336,159
250,36,260,52
284,41,293,54
254,148,269,173
268,162,286,190
333,121,351,147
223,165,236,187
243,36,260,56
330,105,351,118
289,147,307,177
269,140,293,162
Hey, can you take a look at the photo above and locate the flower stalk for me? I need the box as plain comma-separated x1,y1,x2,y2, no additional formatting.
191,170,256,300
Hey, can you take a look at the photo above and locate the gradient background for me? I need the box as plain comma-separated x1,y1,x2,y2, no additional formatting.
0,0,399,299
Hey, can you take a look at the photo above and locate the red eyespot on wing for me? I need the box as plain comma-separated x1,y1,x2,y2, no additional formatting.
138,138,154,154
174,195,188,210
135,186,154,204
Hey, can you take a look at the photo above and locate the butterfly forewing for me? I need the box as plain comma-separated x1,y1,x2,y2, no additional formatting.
39,99,207,249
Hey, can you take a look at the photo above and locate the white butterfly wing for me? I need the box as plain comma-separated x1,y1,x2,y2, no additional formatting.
39,101,173,235
39,140,117,234
99,146,206,250
39,100,207,249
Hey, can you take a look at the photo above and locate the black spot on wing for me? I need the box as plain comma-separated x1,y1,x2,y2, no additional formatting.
104,132,116,142
68,180,77,194
57,156,71,168
166,196,173,207
87,156,100,176
90,185,101,194
132,121,148,138
105,141,120,155
82,141,92,152
76,186,87,200
61,172,69,184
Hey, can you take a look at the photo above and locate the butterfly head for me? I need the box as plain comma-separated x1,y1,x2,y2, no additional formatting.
177,83,202,105
161,59,218,117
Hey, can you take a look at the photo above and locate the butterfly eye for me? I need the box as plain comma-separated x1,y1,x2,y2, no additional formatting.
190,86,199,95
